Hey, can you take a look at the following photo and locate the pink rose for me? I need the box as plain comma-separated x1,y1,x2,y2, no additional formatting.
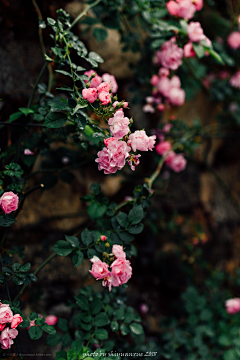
97,82,111,94
143,104,155,113
170,75,181,88
24,149,34,155
104,137,115,147
102,73,118,93
163,123,173,133
84,69,96,82
0,192,19,215
155,141,172,155
128,130,156,152
150,75,159,86
187,22,205,42
184,42,196,58
11,314,23,329
82,88,98,103
45,315,58,326
158,38,183,70
225,298,240,314
193,0,203,11
99,91,111,105
228,32,240,49
84,70,102,88
166,1,179,16
0,328,18,350
111,258,132,285
112,245,126,260
100,235,107,241
230,72,240,89
89,256,111,280
157,77,171,97
0,304,13,324
108,109,130,139
168,87,185,106
95,139,131,174
0,324,6,331
168,153,187,172
178,0,196,19
165,151,176,165
158,67,170,77
157,104,165,111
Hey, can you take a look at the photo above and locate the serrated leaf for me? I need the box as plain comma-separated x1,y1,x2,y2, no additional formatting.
65,235,80,248
129,322,144,335
72,250,84,268
19,108,34,116
52,240,73,256
128,205,144,225
9,112,22,123
93,28,108,43
116,212,129,228
128,223,144,234
28,326,43,340
44,112,67,128
95,328,108,340
81,229,93,246
88,51,104,63
90,299,102,315
0,214,17,227
42,324,56,334
58,318,69,332
75,294,89,311
110,321,119,332
93,312,109,327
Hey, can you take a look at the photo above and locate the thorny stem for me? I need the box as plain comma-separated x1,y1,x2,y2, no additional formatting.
32,0,54,92
68,0,103,31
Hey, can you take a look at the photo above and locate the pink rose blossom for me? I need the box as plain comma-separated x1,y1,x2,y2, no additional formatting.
168,153,187,172
100,235,107,241
0,192,19,215
0,328,18,350
84,69,96,82
230,71,240,88
150,75,159,86
187,22,205,42
168,87,185,106
89,256,111,280
155,141,172,155
45,315,58,326
178,0,196,19
158,67,170,77
82,88,98,103
140,304,149,314
158,38,183,70
128,130,156,152
108,109,130,139
0,324,6,331
95,139,131,174
170,75,181,88
225,298,240,314
104,137,115,147
143,104,155,113
163,123,173,133
99,91,112,105
157,104,166,111
228,32,240,49
193,0,203,11
11,314,23,329
102,73,118,93
158,77,171,97
84,70,102,88
111,258,132,286
24,149,34,155
97,82,111,94
184,42,196,57
165,151,176,165
166,1,180,16
112,245,126,260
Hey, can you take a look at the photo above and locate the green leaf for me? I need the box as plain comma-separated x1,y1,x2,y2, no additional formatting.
45,54,54,62
47,17,56,25
116,212,129,228
42,324,56,334
90,299,102,315
29,312,38,320
19,263,31,272
128,205,144,225
19,319,30,328
118,232,134,242
12,276,24,285
93,312,109,327
208,49,225,64
110,321,119,332
75,294,89,311
44,112,68,128
81,229,93,246
0,214,17,227
93,28,108,43
28,326,43,340
56,351,67,360
62,333,72,347
65,235,80,248
95,328,108,340
52,240,73,256
88,51,104,63
223,349,238,360
46,333,62,346
192,43,205,59
72,250,84,267
129,322,144,335
58,318,69,332
19,108,34,116
87,249,98,259
120,324,129,336
35,317,45,326
128,223,144,234
115,308,125,321
9,112,22,122
88,202,107,219
55,70,72,78
80,313,92,323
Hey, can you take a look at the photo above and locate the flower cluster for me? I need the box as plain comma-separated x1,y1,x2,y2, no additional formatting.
0,191,19,215
82,70,118,105
89,245,132,291
155,140,187,172
184,22,211,58
166,0,203,19
0,303,23,349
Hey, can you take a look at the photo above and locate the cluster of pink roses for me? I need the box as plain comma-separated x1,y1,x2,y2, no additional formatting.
166,0,203,19
0,191,19,215
0,303,23,349
96,109,156,174
82,70,118,105
225,298,240,315
89,245,132,291
184,22,212,58
144,68,185,113
155,140,187,172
